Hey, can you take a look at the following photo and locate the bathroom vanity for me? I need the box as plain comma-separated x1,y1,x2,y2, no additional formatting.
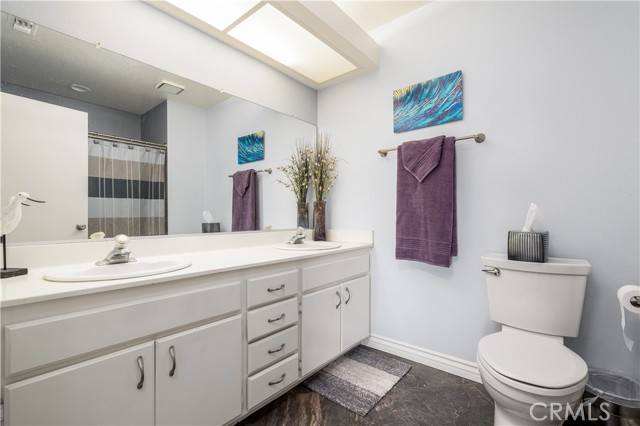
0,231,372,425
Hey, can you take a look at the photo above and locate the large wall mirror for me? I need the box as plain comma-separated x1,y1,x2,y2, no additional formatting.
1,11,316,244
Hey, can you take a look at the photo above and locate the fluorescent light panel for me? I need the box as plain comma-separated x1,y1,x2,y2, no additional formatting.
227,4,357,84
165,0,260,30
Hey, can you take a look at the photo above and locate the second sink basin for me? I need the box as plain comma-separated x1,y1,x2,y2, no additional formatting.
275,241,342,251
43,259,192,282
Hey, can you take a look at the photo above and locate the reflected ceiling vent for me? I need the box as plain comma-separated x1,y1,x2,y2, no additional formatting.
155,80,185,95
12,16,36,35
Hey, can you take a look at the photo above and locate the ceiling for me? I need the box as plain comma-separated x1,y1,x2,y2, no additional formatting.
335,1,429,33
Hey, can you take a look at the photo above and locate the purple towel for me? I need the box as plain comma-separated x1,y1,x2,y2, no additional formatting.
232,169,259,232
396,135,457,267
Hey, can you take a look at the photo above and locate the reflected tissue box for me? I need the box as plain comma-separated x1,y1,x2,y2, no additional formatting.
508,231,549,263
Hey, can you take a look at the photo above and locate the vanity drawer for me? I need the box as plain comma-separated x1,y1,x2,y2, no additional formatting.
4,281,241,376
248,325,298,375
247,298,298,342
247,270,298,308
302,254,369,292
247,353,298,410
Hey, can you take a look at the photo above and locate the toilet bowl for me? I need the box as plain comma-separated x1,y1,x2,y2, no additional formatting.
478,253,592,426
477,329,588,425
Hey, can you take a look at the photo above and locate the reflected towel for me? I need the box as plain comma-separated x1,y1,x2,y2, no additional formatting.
232,169,259,231
396,135,457,267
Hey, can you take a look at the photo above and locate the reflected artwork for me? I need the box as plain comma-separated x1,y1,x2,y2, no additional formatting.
238,130,265,164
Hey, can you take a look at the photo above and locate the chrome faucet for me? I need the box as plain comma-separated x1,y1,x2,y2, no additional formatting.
96,234,136,265
287,227,307,245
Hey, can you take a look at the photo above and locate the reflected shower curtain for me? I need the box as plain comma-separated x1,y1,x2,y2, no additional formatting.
88,139,167,238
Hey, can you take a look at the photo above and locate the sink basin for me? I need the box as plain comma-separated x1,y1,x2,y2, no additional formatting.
43,259,192,282
275,241,342,251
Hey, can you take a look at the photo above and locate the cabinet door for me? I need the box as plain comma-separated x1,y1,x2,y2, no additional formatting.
301,284,341,376
341,275,371,350
155,315,242,426
4,342,154,425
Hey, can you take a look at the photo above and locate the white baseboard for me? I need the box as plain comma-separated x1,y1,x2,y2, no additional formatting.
363,334,482,384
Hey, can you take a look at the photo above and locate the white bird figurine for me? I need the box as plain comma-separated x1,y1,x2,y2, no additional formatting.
0,192,45,236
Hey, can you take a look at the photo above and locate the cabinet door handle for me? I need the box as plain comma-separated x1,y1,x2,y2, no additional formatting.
268,373,286,386
336,291,342,309
136,356,145,390
344,287,351,305
268,343,285,354
268,313,285,323
169,345,176,377
267,284,285,292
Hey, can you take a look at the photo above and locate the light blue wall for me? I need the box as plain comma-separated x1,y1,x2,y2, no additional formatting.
318,1,639,379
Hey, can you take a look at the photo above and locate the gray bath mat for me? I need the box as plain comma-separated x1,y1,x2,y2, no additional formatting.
303,345,411,417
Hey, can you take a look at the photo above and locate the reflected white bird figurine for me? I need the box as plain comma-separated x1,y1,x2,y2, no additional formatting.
1,192,45,235
1,192,45,279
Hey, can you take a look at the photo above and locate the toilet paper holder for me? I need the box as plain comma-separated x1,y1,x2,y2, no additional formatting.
631,296,640,308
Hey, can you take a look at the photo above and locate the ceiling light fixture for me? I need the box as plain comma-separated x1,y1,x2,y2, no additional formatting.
68,83,91,93
155,80,185,95
165,0,260,31
228,4,356,84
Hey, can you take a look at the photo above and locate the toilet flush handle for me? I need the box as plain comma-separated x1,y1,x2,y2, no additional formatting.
482,267,500,276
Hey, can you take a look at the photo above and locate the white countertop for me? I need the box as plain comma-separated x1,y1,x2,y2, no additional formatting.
1,241,371,308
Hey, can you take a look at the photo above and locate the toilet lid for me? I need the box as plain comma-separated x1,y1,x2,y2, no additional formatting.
478,332,588,389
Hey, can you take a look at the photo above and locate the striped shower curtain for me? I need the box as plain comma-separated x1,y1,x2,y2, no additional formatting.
88,138,167,238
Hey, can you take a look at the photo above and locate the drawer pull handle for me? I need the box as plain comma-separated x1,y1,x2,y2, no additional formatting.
136,356,145,390
345,287,351,304
169,345,177,377
267,284,285,292
336,291,342,309
268,373,286,386
268,343,285,354
268,313,285,323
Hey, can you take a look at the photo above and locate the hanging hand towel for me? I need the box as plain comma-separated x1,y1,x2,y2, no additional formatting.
232,169,259,231
396,135,457,267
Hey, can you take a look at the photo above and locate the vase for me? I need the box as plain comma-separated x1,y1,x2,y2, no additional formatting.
296,201,309,228
313,201,326,241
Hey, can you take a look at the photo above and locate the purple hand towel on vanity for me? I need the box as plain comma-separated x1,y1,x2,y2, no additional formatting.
232,169,259,232
396,135,457,267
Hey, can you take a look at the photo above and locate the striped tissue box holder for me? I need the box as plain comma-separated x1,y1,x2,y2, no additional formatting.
508,231,549,263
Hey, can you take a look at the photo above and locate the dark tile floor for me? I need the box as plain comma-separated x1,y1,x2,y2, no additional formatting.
238,348,495,426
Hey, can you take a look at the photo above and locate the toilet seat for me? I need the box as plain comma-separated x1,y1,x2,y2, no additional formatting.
478,331,588,389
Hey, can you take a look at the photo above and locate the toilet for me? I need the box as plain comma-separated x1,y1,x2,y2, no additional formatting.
478,253,592,426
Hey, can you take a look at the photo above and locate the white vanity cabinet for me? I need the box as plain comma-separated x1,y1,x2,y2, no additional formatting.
301,255,370,376
155,316,242,426
0,243,372,425
245,269,300,410
4,342,155,425
2,277,243,426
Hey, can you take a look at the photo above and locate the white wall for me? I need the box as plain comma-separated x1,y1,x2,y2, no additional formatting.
318,1,639,379
0,1,317,124
167,100,206,235
205,98,316,232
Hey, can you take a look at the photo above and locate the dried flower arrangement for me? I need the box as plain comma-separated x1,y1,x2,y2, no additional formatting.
310,133,337,202
277,140,313,204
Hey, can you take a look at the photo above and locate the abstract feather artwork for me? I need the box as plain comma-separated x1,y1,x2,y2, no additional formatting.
393,70,463,133
238,130,265,164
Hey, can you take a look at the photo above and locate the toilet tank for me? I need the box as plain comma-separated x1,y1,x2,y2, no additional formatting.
481,253,591,337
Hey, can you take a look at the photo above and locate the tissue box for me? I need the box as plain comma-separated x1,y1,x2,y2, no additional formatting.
508,231,549,262
202,223,220,233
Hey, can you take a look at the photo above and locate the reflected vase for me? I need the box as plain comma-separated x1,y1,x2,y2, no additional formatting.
297,201,309,228
313,201,326,241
